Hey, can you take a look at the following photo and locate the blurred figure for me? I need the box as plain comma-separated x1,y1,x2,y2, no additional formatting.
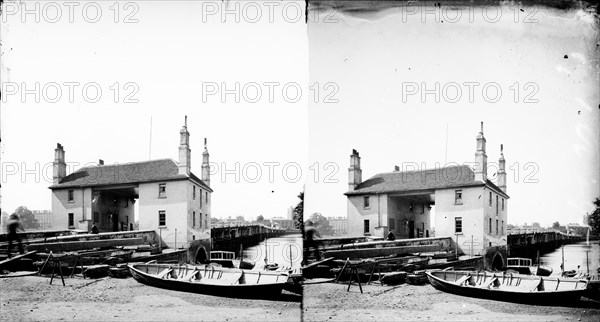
91,222,99,234
387,230,395,241
6,213,25,258
304,220,321,264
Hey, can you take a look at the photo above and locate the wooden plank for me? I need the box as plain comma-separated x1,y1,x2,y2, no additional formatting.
303,257,334,270
0,251,38,267
27,238,145,252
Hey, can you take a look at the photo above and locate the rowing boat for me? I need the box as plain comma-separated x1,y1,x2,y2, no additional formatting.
426,270,588,305
128,263,290,299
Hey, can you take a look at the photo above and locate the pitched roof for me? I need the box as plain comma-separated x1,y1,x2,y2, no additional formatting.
48,159,212,191
345,165,508,198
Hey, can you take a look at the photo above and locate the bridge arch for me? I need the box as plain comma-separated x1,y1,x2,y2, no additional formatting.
491,251,504,270
194,246,208,264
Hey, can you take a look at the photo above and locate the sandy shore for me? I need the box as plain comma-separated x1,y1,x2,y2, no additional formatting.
0,275,301,321
303,282,600,321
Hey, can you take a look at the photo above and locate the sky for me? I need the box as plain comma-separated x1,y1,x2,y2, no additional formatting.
305,2,599,228
0,1,308,220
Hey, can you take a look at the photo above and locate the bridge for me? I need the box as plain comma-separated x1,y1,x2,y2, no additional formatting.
507,229,586,259
211,225,299,253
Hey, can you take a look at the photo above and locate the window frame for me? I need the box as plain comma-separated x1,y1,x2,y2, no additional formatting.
68,190,74,202
455,217,462,234
454,190,463,204
158,183,167,198
159,210,166,226
363,196,370,209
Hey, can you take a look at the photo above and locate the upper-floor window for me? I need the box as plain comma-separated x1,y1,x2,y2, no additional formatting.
489,218,492,234
496,219,499,235
199,213,203,228
455,190,462,204
496,195,499,215
193,211,196,228
205,192,208,204
363,196,370,209
199,188,203,207
455,217,462,233
68,190,74,202
501,220,504,235
502,198,505,211
159,210,166,226
489,192,492,206
193,186,196,200
158,183,166,198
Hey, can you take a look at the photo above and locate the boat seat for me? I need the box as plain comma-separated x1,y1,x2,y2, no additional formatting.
179,269,199,281
483,277,499,288
200,271,243,285
456,275,471,286
157,268,173,279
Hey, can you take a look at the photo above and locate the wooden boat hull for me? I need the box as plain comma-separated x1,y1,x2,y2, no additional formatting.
427,270,587,305
129,264,288,299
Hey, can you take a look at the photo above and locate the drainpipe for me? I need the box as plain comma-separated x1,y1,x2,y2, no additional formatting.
81,188,85,221
377,194,381,228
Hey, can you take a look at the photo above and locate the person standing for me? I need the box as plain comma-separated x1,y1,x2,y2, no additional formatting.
91,222,99,234
6,213,25,258
304,220,321,264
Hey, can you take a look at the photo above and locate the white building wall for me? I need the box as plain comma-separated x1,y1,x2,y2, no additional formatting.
347,194,388,238
435,186,485,255
138,180,188,249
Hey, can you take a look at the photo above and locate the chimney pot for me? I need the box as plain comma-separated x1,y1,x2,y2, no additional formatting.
99,159,104,165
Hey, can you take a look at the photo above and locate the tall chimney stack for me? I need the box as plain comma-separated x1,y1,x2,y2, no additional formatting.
474,122,487,182
53,143,66,184
498,144,507,193
178,116,191,175
201,138,210,186
348,149,362,191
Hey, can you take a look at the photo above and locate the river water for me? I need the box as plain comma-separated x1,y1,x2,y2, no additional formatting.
242,234,303,270
540,241,600,277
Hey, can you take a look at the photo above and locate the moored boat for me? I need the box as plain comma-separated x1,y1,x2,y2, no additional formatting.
128,263,290,299
506,257,552,277
426,269,588,305
209,251,255,270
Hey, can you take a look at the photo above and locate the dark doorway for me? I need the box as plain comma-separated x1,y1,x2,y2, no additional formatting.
492,253,504,270
195,247,208,264
409,221,415,238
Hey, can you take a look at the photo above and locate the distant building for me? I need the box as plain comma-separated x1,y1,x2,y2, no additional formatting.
345,123,509,268
48,117,213,262
566,223,590,237
327,216,347,236
32,210,54,230
271,217,295,230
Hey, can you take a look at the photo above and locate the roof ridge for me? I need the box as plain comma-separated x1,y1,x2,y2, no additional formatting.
77,158,176,171
375,164,471,176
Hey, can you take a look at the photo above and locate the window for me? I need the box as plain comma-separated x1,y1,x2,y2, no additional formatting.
159,210,166,226
421,204,425,214
205,218,207,229
455,190,462,204
502,198,504,211
363,196,370,209
193,186,196,200
199,213,203,228
199,189,203,207
455,217,462,233
364,219,370,234
496,195,499,214
489,192,492,206
496,219,499,235
158,183,166,198
388,218,395,230
68,190,74,202
68,213,74,227
193,211,196,228
502,220,504,235
205,192,208,204
489,218,492,234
